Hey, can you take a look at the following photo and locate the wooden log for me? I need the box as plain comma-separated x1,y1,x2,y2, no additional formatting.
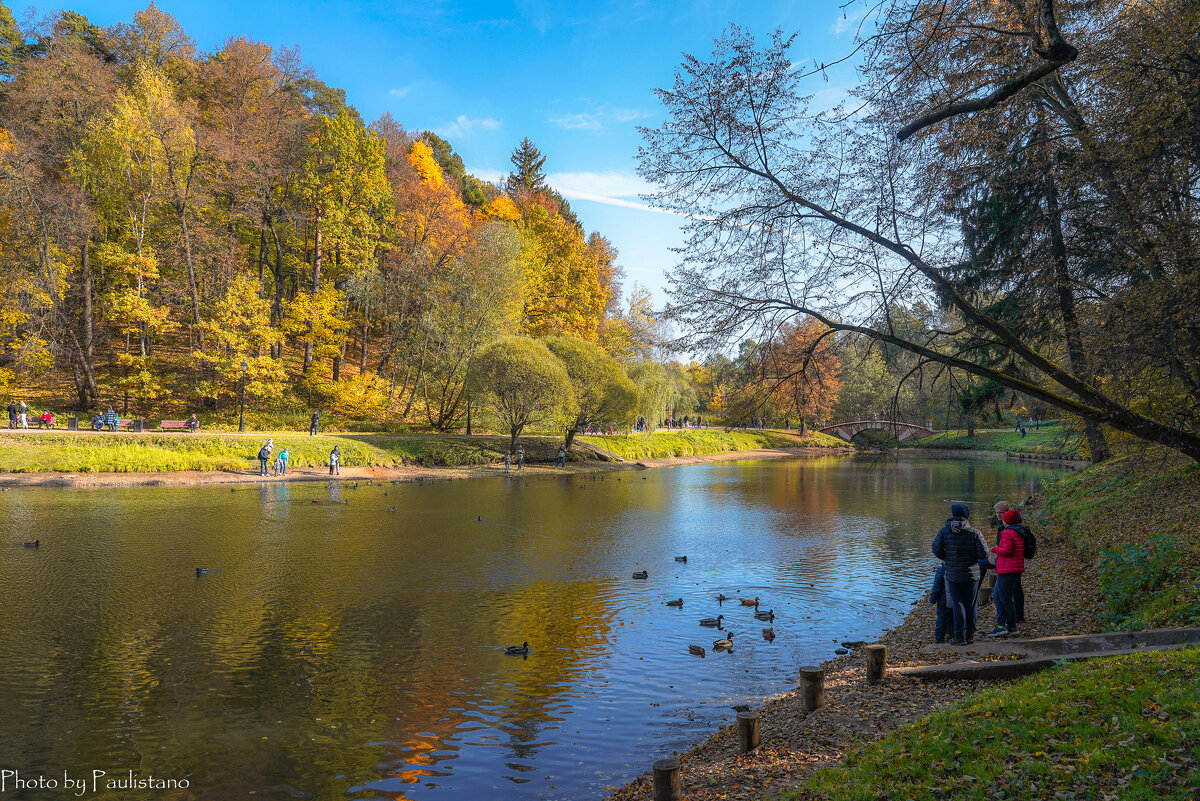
736,711,761,753
799,666,825,712
652,758,681,801
865,644,887,685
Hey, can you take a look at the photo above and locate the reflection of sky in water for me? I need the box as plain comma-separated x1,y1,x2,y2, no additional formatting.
0,456,1063,800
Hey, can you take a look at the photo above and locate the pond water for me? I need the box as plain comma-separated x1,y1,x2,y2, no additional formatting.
0,455,1064,801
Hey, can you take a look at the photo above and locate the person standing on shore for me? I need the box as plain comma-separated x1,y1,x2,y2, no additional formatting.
988,510,1029,638
929,563,952,643
329,445,340,476
310,410,320,436
258,441,271,476
516,444,525,470
18,399,28,429
503,450,511,475
556,444,566,468
932,503,989,645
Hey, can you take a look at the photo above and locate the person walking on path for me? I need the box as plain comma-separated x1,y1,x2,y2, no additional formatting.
988,509,1029,637
309,410,320,436
556,444,566,468
329,445,340,476
932,502,989,645
516,444,525,470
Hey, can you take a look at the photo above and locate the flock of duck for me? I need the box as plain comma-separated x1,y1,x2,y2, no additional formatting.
505,556,780,659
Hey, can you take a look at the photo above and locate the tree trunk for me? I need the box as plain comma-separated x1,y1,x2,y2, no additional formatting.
78,240,98,408
181,212,202,345
360,321,368,373
1044,170,1110,462
565,428,577,450
332,353,341,382
312,218,322,292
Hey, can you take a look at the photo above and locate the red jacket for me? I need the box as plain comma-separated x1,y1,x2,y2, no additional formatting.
991,527,1026,574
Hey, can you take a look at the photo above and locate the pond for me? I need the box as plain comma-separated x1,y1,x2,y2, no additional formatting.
0,455,1064,801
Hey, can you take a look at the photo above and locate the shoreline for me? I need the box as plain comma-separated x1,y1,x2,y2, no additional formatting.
606,510,1101,801
0,445,849,489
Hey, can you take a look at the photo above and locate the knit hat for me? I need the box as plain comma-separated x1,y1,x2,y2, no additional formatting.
950,503,970,518
1002,509,1022,525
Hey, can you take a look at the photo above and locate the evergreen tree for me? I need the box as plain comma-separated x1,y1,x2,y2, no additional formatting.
507,137,547,194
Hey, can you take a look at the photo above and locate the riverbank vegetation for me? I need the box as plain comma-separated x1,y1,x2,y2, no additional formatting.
788,647,1200,801
901,424,1080,458
580,429,842,461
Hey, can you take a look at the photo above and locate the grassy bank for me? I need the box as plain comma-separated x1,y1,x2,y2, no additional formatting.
788,647,1200,801
0,432,592,473
579,429,845,460
1040,453,1200,629
902,423,1080,457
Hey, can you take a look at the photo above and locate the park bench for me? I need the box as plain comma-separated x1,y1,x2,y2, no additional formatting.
160,420,191,432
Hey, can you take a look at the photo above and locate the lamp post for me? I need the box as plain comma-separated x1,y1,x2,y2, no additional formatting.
239,356,248,433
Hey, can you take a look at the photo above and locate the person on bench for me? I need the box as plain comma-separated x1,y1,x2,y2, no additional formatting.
104,408,118,431
187,413,199,432
91,412,104,430
38,410,55,429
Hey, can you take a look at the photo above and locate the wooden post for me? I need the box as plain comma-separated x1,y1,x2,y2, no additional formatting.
736,711,761,753
799,666,826,711
652,758,681,801
865,644,887,685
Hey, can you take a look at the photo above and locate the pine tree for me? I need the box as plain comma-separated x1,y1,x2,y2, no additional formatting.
507,137,547,194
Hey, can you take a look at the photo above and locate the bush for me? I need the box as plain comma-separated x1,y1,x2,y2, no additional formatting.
1098,535,1180,628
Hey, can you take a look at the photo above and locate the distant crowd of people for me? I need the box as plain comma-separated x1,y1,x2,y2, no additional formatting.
930,500,1034,644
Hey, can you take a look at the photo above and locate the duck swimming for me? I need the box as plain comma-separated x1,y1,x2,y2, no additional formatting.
505,642,530,656
195,567,210,576
21,540,39,548
754,609,775,621
699,614,724,627
665,598,684,607
739,596,760,607
716,593,730,602
674,556,687,563
688,645,706,657
632,570,648,579
762,627,776,641
713,632,735,650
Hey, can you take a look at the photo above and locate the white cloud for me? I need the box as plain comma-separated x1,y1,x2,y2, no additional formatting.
388,86,412,98
547,171,687,216
831,7,868,36
467,167,505,185
433,115,502,140
548,104,652,132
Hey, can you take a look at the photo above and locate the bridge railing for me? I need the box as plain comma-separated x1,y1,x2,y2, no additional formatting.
818,416,935,431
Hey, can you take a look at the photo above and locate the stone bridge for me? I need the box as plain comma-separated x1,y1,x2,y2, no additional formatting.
817,416,938,442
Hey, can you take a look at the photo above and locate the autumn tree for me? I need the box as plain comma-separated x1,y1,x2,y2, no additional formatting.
765,319,841,432
468,336,575,454
545,336,639,448
639,15,1200,462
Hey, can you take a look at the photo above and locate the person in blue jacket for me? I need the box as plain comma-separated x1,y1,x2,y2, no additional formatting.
929,563,952,643
932,503,989,645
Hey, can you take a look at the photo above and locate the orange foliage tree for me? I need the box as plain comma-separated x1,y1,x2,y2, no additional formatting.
766,319,841,432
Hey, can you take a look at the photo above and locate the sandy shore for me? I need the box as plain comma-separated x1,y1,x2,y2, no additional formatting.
606,511,1100,801
0,446,847,489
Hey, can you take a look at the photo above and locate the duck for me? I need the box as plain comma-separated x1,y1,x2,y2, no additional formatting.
713,632,735,650
674,556,687,563
505,642,530,656
699,614,724,627
21,540,39,548
716,593,730,603
384,507,395,513
195,567,210,576
632,570,648,580
688,645,706,657
665,598,684,607
739,596,760,607
762,627,776,641
754,609,775,621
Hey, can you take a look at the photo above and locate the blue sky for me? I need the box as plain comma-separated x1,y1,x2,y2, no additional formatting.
53,0,865,303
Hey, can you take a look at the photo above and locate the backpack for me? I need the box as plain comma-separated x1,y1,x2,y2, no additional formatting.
1007,524,1036,559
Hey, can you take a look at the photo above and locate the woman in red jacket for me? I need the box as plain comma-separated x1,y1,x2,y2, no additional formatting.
987,509,1027,638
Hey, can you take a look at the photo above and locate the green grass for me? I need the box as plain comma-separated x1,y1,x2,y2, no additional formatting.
786,647,1200,801
1040,454,1200,629
578,429,845,460
0,432,602,473
901,424,1080,457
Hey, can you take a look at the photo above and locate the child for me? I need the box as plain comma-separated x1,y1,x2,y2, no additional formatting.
929,563,951,643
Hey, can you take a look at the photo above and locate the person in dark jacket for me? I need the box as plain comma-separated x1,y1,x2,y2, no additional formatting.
929,563,952,643
932,503,989,644
988,509,1029,637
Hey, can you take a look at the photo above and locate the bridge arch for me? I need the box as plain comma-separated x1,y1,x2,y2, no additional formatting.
817,418,937,442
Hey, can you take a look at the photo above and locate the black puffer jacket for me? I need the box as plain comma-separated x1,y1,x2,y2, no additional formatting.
932,516,989,582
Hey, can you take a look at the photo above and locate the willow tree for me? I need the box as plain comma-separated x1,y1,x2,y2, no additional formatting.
638,3,1200,461
468,336,574,455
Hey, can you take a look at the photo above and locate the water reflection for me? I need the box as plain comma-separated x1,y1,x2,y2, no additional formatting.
0,456,1063,800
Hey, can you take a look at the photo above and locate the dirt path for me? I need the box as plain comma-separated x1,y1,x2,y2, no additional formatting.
607,519,1100,801
0,446,844,489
